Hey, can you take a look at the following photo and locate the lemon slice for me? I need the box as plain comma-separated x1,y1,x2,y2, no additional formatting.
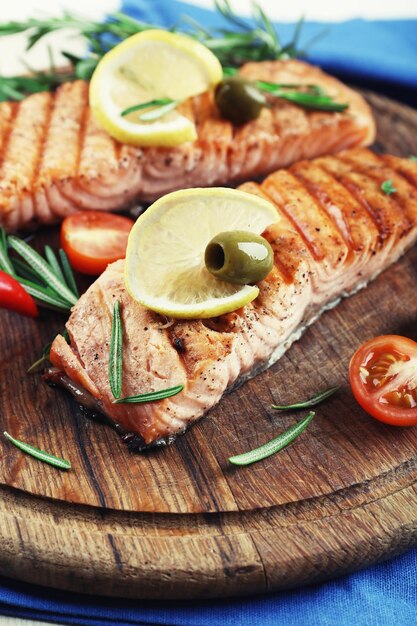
89,29,222,147
125,188,278,319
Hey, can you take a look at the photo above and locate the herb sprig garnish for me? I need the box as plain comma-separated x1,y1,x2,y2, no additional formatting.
3,431,71,470
121,98,176,118
0,2,320,101
381,180,397,195
115,386,184,404
272,385,339,410
229,411,315,466
109,301,123,399
0,228,78,312
108,301,183,404
224,66,348,113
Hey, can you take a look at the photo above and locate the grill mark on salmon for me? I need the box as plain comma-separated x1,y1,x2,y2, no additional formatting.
0,59,375,231
47,148,417,447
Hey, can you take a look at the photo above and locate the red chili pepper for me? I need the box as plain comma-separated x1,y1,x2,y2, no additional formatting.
0,270,38,318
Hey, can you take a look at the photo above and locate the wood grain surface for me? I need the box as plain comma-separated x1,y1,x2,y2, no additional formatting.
0,90,416,599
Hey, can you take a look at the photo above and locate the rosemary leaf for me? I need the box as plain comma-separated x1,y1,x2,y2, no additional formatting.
17,277,70,311
121,98,175,117
256,80,348,112
3,431,71,470
8,236,78,306
115,385,184,404
139,101,179,121
109,301,123,399
222,66,238,77
272,385,339,410
45,245,66,283
0,228,16,276
228,411,315,466
12,257,45,285
381,179,397,195
58,249,79,298
26,353,50,374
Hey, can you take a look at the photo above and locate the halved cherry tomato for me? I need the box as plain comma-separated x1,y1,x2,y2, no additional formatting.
350,335,417,426
0,270,38,318
61,211,134,275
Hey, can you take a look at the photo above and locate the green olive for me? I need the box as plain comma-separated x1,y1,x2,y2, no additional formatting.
215,77,266,125
205,230,274,285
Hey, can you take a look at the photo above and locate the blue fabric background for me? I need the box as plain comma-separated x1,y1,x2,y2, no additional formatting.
123,0,417,105
1,548,416,625
1,1,417,624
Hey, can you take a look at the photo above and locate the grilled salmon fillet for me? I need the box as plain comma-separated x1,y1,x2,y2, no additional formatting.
47,148,417,447
0,60,375,232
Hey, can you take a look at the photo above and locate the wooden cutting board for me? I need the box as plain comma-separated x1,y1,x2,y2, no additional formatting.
0,90,416,600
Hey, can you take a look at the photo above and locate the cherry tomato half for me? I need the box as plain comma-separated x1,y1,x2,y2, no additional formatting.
349,335,417,426
61,211,134,275
0,270,38,318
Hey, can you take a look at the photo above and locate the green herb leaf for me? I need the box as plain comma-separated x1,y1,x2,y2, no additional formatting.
272,385,339,410
256,80,348,112
3,431,71,470
16,277,70,310
121,98,175,117
409,155,417,162
381,179,397,195
58,249,79,298
0,227,16,276
114,385,184,404
222,66,238,77
228,411,315,466
44,245,66,283
138,101,179,121
109,301,123,399
8,236,78,307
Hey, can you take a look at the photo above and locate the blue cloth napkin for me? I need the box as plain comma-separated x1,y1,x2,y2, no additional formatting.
122,0,417,105
1,1,417,624
1,548,416,625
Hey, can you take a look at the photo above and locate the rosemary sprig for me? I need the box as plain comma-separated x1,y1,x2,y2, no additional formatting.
8,236,77,306
0,228,78,312
381,180,397,195
121,98,176,117
139,101,179,121
114,385,184,404
44,245,66,282
222,67,348,112
228,411,315,466
256,79,348,112
59,249,79,298
109,301,123,399
107,303,183,404
0,3,315,100
3,431,71,470
272,385,339,410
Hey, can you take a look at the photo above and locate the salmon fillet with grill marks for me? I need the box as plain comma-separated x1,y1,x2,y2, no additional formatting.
47,148,417,447
0,60,375,232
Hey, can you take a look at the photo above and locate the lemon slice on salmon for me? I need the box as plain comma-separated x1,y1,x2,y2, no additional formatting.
125,188,278,319
89,29,222,147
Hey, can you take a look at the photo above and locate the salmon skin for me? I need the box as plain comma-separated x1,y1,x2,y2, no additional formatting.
47,148,417,448
0,60,375,232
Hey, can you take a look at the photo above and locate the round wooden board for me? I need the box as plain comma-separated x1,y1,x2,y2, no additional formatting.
1,90,417,599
